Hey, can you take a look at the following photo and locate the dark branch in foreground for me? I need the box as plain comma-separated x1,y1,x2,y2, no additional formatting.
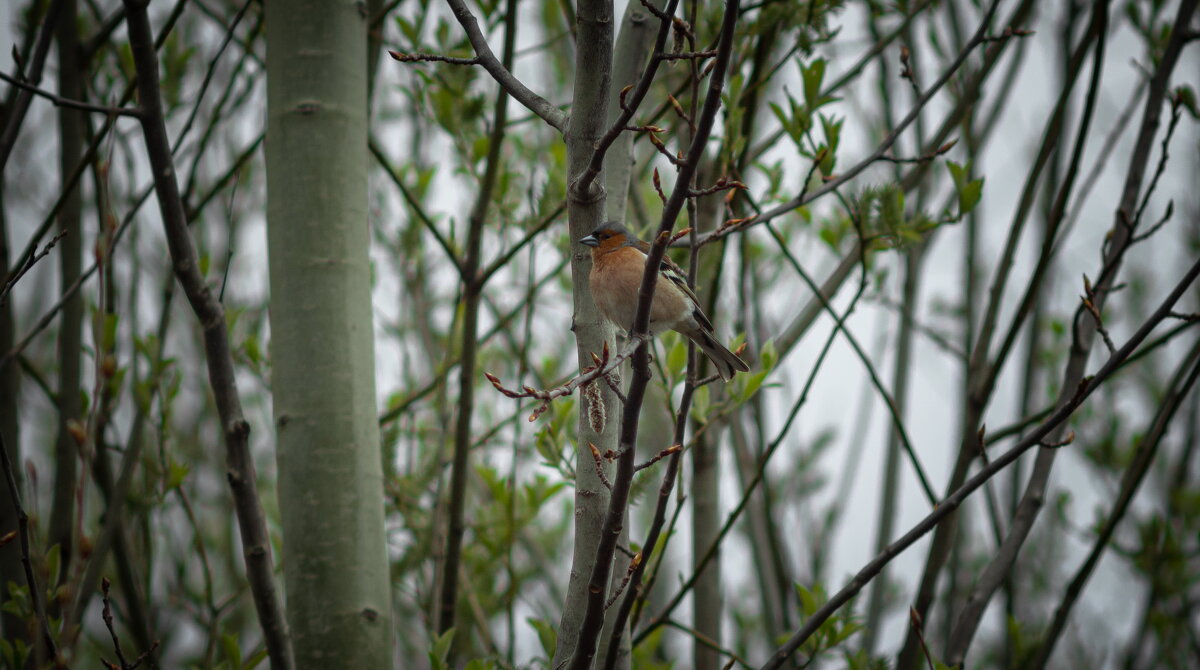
120,1,294,667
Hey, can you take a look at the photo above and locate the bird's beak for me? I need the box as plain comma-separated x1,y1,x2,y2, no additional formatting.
579,234,600,248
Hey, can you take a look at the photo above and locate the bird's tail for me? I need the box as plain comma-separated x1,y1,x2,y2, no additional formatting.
685,328,750,381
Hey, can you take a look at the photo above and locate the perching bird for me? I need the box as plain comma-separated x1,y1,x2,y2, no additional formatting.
579,222,750,381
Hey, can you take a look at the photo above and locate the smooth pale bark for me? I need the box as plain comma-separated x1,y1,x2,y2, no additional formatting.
266,0,392,666
554,0,616,665
603,0,664,226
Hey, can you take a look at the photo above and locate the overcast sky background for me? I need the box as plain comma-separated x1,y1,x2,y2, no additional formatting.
3,0,1199,666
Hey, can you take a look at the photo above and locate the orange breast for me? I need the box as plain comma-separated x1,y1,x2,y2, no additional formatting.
590,247,692,334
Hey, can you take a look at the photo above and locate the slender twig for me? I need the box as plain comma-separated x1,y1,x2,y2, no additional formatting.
378,255,569,426
635,254,861,646
943,2,1196,660
0,0,67,172
442,0,566,131
369,138,465,275
485,335,648,422
765,222,937,505
1081,274,1117,355
438,0,519,644
478,200,567,283
387,50,480,65
634,444,681,472
0,72,138,116
899,4,1110,662
0,231,67,305
120,1,294,666
101,578,130,669
101,577,157,669
1131,98,1183,231
662,619,753,669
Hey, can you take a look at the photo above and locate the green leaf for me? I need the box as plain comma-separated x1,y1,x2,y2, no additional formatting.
221,633,243,670
243,649,268,669
802,59,827,110
760,338,777,371
796,583,817,616
166,462,190,491
1174,85,1199,119
471,136,490,164
820,114,843,155
819,226,839,250
739,370,769,403
244,335,261,365
946,161,968,190
817,144,835,176
666,337,688,378
959,178,984,215
45,545,61,594
429,628,455,670
690,384,711,423
395,16,419,43
831,620,863,645
528,618,557,660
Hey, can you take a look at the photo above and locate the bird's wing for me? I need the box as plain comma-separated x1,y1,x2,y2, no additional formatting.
631,243,713,332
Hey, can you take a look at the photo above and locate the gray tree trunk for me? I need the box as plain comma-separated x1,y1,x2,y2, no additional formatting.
266,0,393,665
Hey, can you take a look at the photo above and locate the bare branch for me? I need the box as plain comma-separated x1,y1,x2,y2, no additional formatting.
0,71,139,116
0,231,67,306
634,444,682,473
120,1,294,666
485,336,647,422
387,49,480,65
442,0,567,131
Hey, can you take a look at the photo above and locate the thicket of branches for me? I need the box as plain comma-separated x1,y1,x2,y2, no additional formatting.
1,0,1199,668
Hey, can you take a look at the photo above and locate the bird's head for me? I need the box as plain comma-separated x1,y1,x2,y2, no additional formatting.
578,223,632,252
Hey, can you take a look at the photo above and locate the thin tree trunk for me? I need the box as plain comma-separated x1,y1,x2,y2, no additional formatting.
265,0,392,666
47,0,84,599
438,0,518,657
553,0,619,663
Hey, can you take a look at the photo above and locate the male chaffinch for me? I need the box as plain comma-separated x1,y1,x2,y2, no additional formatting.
579,222,750,381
